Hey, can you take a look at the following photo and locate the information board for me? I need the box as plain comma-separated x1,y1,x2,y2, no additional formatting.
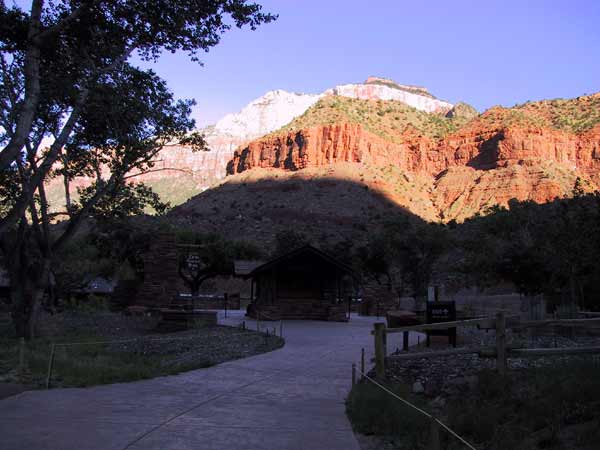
426,301,457,347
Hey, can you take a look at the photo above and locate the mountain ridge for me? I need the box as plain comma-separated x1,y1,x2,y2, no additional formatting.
223,92,600,222
44,79,600,227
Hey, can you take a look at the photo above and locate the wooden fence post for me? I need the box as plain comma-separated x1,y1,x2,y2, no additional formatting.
428,418,441,450
383,325,388,356
374,322,386,379
352,363,356,387
403,331,409,351
496,310,507,376
45,344,56,389
18,337,25,375
361,347,365,379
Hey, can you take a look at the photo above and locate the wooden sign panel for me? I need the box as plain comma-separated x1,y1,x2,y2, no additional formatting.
426,301,457,347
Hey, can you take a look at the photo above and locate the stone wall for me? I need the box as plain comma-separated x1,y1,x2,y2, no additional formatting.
134,233,180,308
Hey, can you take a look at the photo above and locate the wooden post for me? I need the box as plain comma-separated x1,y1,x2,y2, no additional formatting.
224,293,228,318
352,363,356,387
403,331,409,351
383,326,388,357
374,322,386,379
361,347,365,379
428,418,441,450
347,295,351,320
18,337,25,375
496,310,507,376
256,310,260,332
45,344,56,389
279,320,283,339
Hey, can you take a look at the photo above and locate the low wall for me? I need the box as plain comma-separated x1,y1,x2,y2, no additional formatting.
247,302,348,322
172,294,241,310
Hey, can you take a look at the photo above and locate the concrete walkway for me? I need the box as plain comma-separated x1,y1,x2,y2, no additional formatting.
0,312,414,450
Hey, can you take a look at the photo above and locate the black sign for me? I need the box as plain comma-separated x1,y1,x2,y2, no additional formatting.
427,301,456,323
426,301,457,347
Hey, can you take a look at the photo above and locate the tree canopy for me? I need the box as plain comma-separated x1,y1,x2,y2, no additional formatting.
0,0,275,338
0,0,276,232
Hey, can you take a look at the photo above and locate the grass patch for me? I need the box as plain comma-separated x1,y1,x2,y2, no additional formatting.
0,334,208,388
0,312,284,388
447,362,600,450
346,381,430,447
347,359,600,450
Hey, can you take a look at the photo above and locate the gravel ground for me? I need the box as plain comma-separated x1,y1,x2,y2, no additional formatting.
383,327,600,398
105,326,283,368
35,310,161,338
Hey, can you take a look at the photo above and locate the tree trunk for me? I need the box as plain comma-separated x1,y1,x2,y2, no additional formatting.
63,172,72,212
0,0,43,171
7,236,50,341
10,275,46,340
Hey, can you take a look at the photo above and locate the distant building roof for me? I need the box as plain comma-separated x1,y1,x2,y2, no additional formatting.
0,268,9,288
234,260,265,277
75,277,116,295
244,245,356,279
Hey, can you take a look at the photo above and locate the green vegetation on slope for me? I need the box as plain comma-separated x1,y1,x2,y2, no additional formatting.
276,96,463,142
517,93,600,133
475,93,600,134
472,106,550,130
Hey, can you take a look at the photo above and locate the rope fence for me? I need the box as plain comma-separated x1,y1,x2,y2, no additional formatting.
356,364,478,450
352,311,600,450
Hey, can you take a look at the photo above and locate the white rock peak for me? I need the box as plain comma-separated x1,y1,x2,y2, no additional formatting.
326,83,453,114
211,81,453,140
214,89,323,140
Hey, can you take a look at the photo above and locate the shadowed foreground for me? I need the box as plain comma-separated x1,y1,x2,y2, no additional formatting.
0,313,401,450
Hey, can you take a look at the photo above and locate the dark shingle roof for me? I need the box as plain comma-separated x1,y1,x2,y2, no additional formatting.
0,268,9,287
245,245,356,278
234,260,266,276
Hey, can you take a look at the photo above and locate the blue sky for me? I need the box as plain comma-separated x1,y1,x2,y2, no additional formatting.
132,0,600,127
15,0,599,127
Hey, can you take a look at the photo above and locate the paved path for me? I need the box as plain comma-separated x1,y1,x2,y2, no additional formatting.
0,312,415,450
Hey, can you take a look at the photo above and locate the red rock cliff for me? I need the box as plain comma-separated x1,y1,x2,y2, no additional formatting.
229,123,600,180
